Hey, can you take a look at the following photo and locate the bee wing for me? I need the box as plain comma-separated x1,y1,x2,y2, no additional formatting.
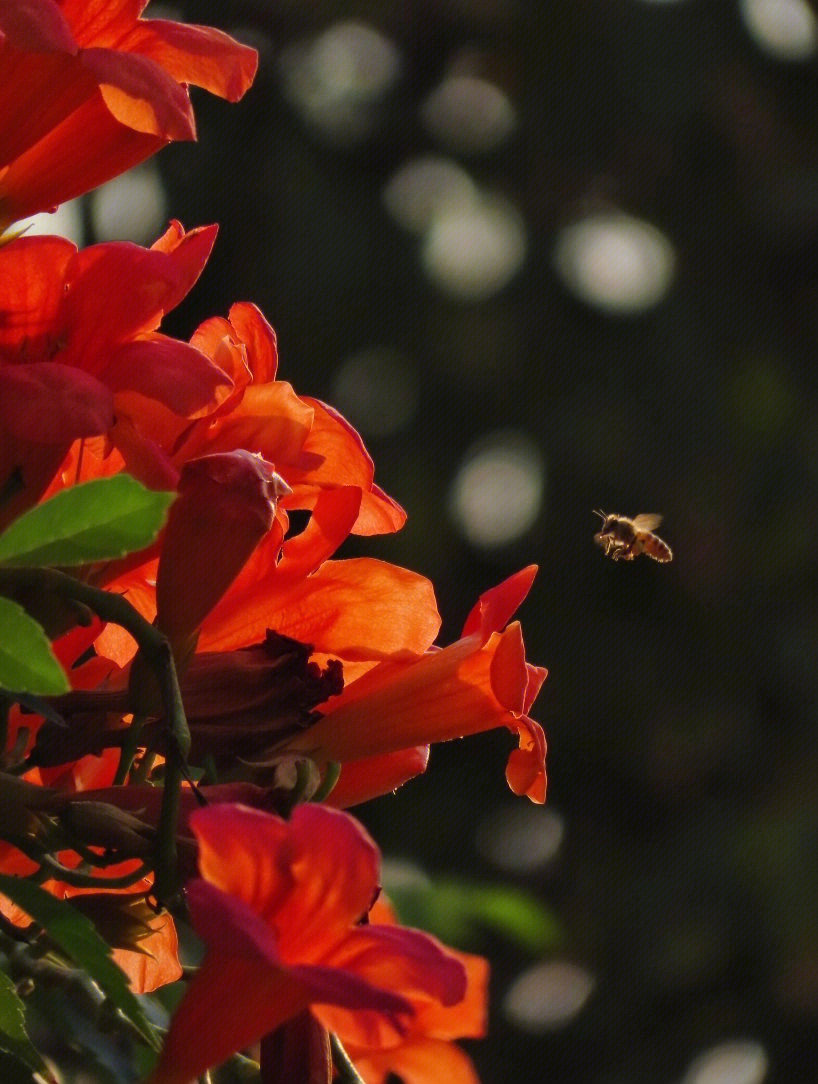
632,514,663,531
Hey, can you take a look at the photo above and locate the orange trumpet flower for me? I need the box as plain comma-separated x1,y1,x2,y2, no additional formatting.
149,803,468,1084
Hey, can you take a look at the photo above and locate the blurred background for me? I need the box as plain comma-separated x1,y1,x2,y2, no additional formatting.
30,1,818,1081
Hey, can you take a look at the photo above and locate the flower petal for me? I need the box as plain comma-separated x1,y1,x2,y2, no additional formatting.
353,1037,482,1084
80,46,194,139
0,361,113,442
0,234,75,353
155,451,283,646
461,564,538,640
113,16,258,102
286,399,406,535
190,804,381,956
103,336,232,416
327,747,430,809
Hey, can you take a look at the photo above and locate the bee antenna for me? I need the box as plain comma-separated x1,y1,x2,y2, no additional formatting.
593,509,606,521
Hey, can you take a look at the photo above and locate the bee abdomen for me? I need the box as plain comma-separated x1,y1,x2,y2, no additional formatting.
643,536,672,562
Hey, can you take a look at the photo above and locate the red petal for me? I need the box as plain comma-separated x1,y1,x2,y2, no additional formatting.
313,925,467,1049
149,953,313,1084
505,715,547,803
103,335,232,415
191,804,381,956
178,380,313,464
60,227,217,373
228,301,278,381
461,565,538,640
0,234,74,353
155,451,282,644
200,554,439,657
58,0,146,45
0,361,113,442
114,17,258,102
0,0,77,52
0,95,165,225
488,622,528,714
111,909,181,994
80,47,194,139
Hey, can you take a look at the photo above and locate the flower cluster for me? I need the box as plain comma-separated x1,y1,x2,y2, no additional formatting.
0,4,547,1082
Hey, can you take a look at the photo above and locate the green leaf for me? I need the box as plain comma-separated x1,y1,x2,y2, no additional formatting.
0,877,160,1051
0,476,175,568
0,598,69,695
0,969,55,1081
0,1050,47,1084
386,876,562,954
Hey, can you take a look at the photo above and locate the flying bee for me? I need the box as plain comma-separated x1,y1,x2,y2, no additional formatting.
593,511,673,563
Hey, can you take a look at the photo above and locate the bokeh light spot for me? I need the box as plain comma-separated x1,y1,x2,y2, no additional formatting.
90,163,168,243
682,1039,769,1084
383,156,478,234
504,961,595,1031
380,858,431,893
421,75,517,154
422,195,527,301
740,0,817,61
476,804,564,873
553,211,676,314
449,430,544,549
332,348,419,438
14,199,84,245
279,21,401,144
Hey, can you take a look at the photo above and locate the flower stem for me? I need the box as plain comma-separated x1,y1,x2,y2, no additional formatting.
113,713,147,786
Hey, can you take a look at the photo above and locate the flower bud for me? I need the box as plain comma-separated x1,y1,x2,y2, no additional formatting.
155,450,291,660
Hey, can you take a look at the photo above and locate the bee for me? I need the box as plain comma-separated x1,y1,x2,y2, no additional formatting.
593,511,672,563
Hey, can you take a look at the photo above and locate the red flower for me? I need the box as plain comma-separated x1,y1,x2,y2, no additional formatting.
287,566,548,803
0,0,257,227
0,221,230,528
48,303,412,662
148,803,468,1084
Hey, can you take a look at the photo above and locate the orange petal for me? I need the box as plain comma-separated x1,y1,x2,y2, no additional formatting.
111,909,182,994
285,398,406,535
352,1037,481,1084
326,747,430,809
201,556,440,658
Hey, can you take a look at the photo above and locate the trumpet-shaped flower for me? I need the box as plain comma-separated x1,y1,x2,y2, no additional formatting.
0,0,257,227
149,803,468,1084
286,565,548,803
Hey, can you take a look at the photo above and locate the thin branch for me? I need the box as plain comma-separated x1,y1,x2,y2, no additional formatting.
0,567,190,905
330,1033,366,1084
